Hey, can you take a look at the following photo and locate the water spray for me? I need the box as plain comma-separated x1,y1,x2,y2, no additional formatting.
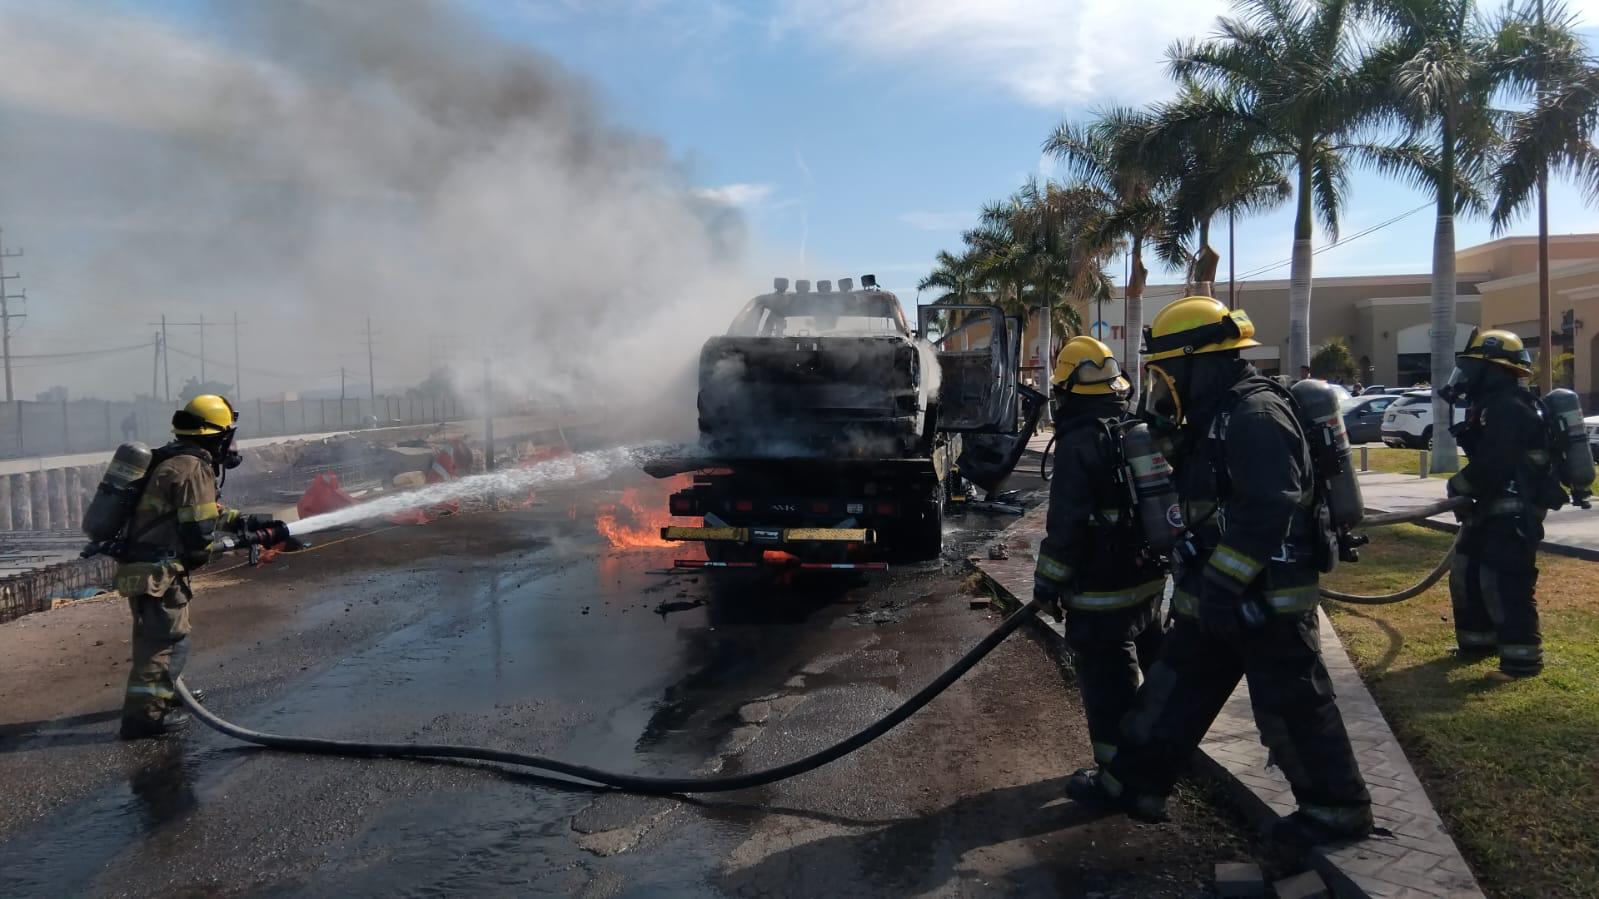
286,446,666,538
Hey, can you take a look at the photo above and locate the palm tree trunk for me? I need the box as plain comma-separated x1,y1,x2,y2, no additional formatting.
1039,274,1052,417
1125,234,1149,399
1193,216,1219,297
1430,115,1460,473
1288,150,1314,377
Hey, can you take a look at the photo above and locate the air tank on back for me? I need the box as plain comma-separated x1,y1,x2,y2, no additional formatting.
1121,421,1182,553
1543,388,1594,506
1290,379,1365,529
82,442,152,542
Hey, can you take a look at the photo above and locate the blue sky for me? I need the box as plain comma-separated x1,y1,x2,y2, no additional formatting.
473,0,1599,301
0,0,1596,400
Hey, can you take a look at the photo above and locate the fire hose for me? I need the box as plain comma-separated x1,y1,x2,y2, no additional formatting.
173,503,1468,786
1318,497,1470,605
175,597,1044,794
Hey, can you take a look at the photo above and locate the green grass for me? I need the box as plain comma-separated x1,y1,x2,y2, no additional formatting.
1355,446,1451,478
1324,525,1599,898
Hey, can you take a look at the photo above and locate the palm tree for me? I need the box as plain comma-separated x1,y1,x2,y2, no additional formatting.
1167,0,1383,377
918,249,983,303
1488,3,1599,385
1045,107,1172,384
1363,0,1517,471
994,178,1115,368
1146,87,1293,298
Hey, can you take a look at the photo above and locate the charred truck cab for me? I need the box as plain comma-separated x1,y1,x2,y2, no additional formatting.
660,277,1039,568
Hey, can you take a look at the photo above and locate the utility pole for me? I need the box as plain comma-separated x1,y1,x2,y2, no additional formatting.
233,310,242,402
1536,0,1553,393
150,316,237,395
151,332,161,399
1228,207,1237,310
483,357,495,472
0,229,26,403
362,317,378,404
340,366,347,401
161,315,171,401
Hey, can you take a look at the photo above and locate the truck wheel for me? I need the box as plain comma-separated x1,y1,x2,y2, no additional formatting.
904,492,945,561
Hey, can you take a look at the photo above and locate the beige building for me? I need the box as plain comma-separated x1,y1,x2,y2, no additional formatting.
1011,233,1599,395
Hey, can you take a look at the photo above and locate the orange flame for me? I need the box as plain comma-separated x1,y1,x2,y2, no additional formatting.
595,474,693,550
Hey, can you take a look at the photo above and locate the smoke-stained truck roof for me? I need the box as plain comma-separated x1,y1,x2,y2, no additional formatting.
726,281,912,339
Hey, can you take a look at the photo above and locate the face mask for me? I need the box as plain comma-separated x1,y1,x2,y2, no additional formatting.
1437,366,1469,405
1138,364,1183,430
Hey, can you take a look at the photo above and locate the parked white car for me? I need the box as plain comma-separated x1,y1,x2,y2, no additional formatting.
1381,390,1467,448
1585,414,1599,460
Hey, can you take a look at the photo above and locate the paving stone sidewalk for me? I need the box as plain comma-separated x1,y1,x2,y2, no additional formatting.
974,504,1485,899
1359,468,1599,560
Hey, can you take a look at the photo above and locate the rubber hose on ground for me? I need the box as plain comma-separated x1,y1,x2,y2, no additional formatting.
1320,533,1459,605
178,598,1043,795
1316,497,1470,604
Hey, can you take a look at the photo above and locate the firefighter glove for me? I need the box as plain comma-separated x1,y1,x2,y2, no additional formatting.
1033,577,1064,622
1197,582,1243,642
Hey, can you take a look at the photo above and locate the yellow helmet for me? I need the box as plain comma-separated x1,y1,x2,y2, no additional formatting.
173,394,238,437
1052,335,1130,396
1458,328,1533,377
1142,296,1260,363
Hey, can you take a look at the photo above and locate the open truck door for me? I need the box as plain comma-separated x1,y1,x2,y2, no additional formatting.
917,305,1044,492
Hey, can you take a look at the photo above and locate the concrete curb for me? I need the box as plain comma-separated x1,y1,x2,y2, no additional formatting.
972,506,1485,899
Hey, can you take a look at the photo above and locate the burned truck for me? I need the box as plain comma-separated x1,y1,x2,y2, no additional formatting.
657,276,1041,568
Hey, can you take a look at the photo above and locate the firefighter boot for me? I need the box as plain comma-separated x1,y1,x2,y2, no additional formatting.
1267,807,1374,854
119,711,190,741
1064,767,1169,823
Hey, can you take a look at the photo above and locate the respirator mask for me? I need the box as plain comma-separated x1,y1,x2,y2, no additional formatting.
1436,358,1481,405
1138,363,1184,432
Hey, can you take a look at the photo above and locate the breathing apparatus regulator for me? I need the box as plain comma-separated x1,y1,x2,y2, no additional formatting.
1441,329,1594,509
82,395,245,559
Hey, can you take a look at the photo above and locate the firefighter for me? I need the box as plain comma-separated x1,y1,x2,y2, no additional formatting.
1439,330,1549,679
1033,336,1168,798
1075,297,1372,848
116,395,289,739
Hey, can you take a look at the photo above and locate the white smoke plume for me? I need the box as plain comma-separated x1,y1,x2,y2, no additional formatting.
0,0,746,422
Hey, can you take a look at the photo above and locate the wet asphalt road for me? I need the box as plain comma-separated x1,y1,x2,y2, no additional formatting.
0,457,1260,896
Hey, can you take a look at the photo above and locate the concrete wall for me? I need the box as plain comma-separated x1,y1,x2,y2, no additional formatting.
1478,260,1599,404
0,394,477,461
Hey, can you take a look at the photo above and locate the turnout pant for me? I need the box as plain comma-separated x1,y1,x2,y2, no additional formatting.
121,589,191,725
1110,612,1371,831
1451,518,1542,676
1064,596,1167,767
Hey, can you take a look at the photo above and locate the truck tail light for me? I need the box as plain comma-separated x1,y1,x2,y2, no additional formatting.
734,500,755,512
874,502,897,516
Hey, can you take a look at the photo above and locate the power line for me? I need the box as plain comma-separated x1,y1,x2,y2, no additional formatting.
1232,202,1433,282
1135,202,1435,305
8,341,155,363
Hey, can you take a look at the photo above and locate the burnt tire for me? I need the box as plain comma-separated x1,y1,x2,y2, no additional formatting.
901,491,945,562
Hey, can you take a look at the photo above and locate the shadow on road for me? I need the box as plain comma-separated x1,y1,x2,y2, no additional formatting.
718,774,1110,896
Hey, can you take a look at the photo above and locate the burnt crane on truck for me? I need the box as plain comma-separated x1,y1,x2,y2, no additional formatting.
657,275,1042,568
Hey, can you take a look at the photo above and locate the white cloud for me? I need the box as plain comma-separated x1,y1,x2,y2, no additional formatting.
773,0,1599,110
695,182,777,208
772,0,1228,108
897,210,971,231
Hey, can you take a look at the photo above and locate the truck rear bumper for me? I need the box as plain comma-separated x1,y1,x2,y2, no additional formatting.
660,526,875,546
